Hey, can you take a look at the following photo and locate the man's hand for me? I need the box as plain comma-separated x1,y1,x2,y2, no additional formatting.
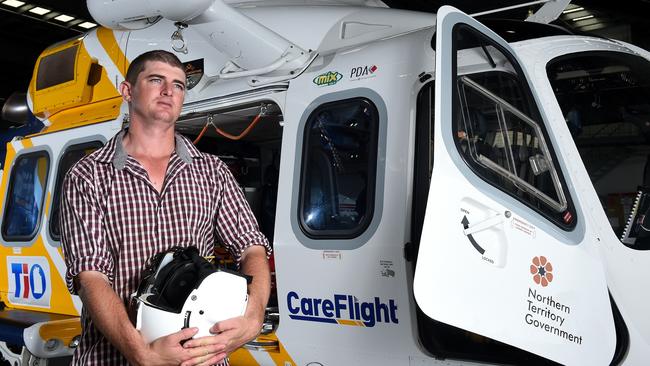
210,314,263,353
144,327,227,366
182,313,262,359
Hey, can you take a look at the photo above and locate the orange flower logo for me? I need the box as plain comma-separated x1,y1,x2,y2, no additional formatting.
530,256,553,287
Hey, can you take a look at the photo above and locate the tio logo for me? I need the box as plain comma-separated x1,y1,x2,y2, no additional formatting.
11,263,46,299
7,256,51,307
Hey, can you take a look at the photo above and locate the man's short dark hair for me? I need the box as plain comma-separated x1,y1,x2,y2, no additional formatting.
125,50,185,85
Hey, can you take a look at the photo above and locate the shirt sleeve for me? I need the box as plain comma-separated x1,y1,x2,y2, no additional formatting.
60,164,114,295
214,163,272,263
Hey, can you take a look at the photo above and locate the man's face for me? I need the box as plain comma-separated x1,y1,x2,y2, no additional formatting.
121,60,186,125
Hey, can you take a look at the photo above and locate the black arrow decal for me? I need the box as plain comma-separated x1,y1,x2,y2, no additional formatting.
461,215,486,255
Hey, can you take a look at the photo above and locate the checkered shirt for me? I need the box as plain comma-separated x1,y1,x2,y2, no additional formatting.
60,130,271,365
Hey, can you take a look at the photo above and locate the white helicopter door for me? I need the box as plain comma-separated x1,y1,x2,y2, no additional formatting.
413,6,616,365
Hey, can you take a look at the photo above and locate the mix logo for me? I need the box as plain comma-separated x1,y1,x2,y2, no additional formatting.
287,291,398,327
7,256,51,307
350,65,378,80
313,71,342,86
530,256,553,287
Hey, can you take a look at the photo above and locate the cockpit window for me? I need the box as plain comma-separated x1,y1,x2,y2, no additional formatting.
299,98,378,238
453,24,575,229
548,51,650,249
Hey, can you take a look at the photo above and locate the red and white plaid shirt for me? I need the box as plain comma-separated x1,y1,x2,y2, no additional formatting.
60,130,271,365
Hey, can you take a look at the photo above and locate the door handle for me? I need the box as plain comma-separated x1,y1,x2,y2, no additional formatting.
462,214,504,236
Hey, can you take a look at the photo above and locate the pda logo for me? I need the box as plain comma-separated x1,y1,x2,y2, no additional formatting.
7,256,51,307
350,65,378,80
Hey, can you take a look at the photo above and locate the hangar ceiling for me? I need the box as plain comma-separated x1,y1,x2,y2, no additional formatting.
1,0,649,106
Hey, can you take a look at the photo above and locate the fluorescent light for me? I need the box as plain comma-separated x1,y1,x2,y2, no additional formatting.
2,0,24,8
54,14,74,22
29,6,51,15
78,21,97,29
572,15,595,22
562,7,584,14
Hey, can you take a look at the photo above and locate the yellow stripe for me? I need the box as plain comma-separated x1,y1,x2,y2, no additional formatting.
228,334,298,366
44,191,52,216
0,143,16,198
229,348,260,366
21,139,33,149
268,340,298,366
337,319,362,326
96,27,129,77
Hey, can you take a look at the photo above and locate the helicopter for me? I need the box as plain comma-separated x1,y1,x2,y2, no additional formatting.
1,0,649,365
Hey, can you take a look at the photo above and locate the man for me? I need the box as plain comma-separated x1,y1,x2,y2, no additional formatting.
60,50,271,366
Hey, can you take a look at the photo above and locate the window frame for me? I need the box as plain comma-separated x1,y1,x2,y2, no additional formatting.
48,141,103,243
547,50,650,248
36,44,78,91
298,97,380,239
451,23,577,230
1,149,51,242
457,74,568,212
289,88,387,251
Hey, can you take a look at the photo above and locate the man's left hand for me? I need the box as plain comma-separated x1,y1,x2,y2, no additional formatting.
211,314,263,353
183,315,262,358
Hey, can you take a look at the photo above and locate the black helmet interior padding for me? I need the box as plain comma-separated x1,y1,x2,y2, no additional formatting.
138,247,226,313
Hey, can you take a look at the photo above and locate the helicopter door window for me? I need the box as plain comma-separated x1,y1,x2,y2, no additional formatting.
2,151,50,242
299,98,379,238
547,51,650,249
453,25,575,229
49,141,103,243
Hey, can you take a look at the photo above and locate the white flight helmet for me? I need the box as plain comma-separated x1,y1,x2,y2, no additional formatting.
130,246,249,343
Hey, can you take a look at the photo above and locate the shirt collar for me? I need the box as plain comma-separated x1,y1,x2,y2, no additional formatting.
175,132,203,163
112,130,128,170
94,130,203,170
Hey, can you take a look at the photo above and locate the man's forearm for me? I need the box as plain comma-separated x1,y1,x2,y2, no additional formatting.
77,271,148,365
239,245,271,325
